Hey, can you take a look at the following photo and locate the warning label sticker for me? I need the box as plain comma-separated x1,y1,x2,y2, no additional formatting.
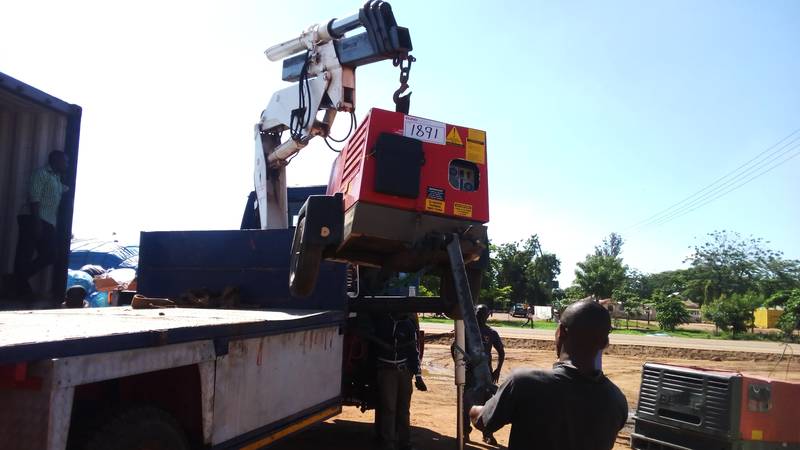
425,198,445,213
466,129,486,164
426,186,445,201
453,202,473,218
446,127,463,146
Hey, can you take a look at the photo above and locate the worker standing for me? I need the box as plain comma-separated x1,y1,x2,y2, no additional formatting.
371,312,427,450
521,305,534,328
470,300,628,450
464,303,505,445
12,151,69,299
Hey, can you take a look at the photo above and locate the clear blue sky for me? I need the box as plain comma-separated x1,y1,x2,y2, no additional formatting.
2,0,798,285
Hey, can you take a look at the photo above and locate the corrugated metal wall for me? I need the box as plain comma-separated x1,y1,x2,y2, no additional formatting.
0,88,68,292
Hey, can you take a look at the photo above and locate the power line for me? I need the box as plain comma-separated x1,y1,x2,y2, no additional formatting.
626,127,800,232
627,128,800,230
646,142,800,228
641,138,800,229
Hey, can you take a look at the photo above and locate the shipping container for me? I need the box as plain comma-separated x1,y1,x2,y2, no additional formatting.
0,71,81,300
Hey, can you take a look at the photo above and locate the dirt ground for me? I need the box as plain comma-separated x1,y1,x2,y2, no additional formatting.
272,341,800,450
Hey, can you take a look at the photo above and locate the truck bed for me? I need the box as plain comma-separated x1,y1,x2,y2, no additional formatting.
0,306,345,364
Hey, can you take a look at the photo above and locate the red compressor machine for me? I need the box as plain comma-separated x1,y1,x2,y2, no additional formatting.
289,108,489,311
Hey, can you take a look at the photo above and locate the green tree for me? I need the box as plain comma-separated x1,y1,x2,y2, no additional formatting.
684,231,798,303
645,269,686,296
623,269,652,300
575,255,627,300
418,273,440,297
758,258,800,297
653,292,690,331
495,235,561,305
777,289,800,339
613,286,642,329
529,252,561,305
701,293,762,336
575,233,628,300
563,285,585,300
766,289,796,307
595,232,624,258
480,285,513,311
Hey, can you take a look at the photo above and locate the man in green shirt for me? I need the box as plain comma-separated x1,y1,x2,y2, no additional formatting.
13,151,69,297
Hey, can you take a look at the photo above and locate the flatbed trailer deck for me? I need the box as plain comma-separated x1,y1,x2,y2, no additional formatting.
0,307,346,450
0,307,344,364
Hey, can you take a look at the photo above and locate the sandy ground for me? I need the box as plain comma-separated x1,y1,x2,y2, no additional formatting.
272,341,800,450
420,322,800,356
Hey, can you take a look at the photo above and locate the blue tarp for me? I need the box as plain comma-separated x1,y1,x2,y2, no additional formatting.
69,239,138,270
66,268,108,307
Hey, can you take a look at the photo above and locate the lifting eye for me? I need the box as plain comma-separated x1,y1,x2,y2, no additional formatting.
448,159,479,192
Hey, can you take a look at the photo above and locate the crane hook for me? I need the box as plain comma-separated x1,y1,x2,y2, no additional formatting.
393,54,415,114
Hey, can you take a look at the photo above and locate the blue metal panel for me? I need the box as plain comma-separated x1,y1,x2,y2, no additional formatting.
137,229,347,311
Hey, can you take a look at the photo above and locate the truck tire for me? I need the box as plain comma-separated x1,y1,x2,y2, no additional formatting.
85,406,189,450
289,216,323,298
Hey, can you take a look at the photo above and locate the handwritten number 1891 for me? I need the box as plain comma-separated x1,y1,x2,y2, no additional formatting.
414,125,438,140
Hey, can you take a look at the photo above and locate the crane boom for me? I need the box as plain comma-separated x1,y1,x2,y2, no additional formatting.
254,1,412,229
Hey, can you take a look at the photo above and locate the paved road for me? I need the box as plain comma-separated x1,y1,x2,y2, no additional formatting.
420,322,800,355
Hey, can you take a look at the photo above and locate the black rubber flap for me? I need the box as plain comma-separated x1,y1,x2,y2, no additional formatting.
373,132,423,198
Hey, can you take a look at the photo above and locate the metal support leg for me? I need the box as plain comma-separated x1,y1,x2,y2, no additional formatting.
444,234,493,391
445,233,493,450
455,319,466,450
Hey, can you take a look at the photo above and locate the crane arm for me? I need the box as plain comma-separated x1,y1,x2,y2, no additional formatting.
254,1,413,229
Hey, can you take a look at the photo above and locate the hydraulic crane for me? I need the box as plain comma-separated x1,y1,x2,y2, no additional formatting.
254,3,493,448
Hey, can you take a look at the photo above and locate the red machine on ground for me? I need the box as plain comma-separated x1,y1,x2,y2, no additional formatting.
632,362,800,450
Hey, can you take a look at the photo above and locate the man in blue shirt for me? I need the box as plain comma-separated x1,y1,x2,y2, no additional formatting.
12,151,69,297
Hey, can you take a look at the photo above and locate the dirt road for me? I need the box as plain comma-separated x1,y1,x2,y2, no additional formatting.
421,322,800,355
271,341,800,450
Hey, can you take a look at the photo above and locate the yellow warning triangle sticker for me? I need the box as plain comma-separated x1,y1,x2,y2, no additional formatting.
446,127,463,146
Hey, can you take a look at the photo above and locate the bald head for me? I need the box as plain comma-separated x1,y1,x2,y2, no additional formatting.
561,300,612,334
556,300,612,364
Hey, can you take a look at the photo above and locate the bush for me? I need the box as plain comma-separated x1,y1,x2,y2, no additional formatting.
653,293,690,331
777,290,800,339
702,293,762,336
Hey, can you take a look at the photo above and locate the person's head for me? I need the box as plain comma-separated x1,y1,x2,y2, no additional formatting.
555,300,611,364
48,151,68,174
475,304,490,325
64,285,87,308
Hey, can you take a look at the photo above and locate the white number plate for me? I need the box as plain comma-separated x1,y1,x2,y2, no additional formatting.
403,116,446,145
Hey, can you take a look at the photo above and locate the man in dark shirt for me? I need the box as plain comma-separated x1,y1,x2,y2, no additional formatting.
464,303,505,444
371,312,427,450
470,300,628,450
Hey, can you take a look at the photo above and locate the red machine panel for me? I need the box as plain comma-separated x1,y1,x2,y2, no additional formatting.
739,374,800,444
328,108,489,223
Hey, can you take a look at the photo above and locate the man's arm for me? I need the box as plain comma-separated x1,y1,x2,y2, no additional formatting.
491,329,505,383
406,321,427,391
469,373,516,433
